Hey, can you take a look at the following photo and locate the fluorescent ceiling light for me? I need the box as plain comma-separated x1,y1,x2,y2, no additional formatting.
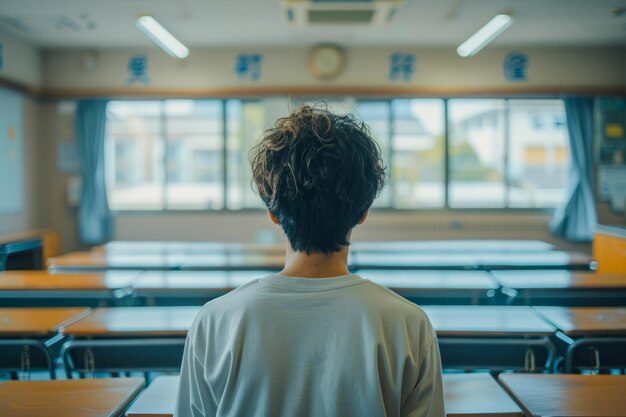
457,14,513,58
136,16,189,59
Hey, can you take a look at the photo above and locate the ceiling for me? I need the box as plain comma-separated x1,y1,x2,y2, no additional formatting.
0,0,624,49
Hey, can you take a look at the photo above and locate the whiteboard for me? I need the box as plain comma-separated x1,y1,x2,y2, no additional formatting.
0,88,23,214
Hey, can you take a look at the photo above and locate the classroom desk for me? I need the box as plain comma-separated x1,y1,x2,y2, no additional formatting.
498,374,626,417
351,251,594,271
49,252,286,272
0,231,43,271
60,307,200,376
130,270,273,305
48,253,183,272
422,306,557,371
180,253,285,271
0,377,145,417
62,307,200,337
0,307,91,377
0,307,91,337
533,307,626,372
96,241,284,255
534,307,626,337
491,271,626,306
362,270,499,305
0,271,140,307
100,239,553,255
126,373,522,417
423,306,556,337
443,373,523,417
351,239,554,253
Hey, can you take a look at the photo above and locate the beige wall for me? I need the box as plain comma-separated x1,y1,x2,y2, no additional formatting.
0,31,42,87
113,210,590,253
43,46,625,93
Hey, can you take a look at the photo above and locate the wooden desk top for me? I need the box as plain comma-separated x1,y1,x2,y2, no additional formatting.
353,253,479,268
492,271,626,289
126,373,522,417
422,306,556,336
0,377,144,417
534,307,626,336
49,252,285,271
351,240,554,253
498,374,626,417
131,270,497,293
353,251,592,270
125,375,179,417
180,253,285,269
0,271,140,291
0,307,91,337
444,373,522,417
363,270,498,290
132,271,271,291
62,307,200,337
48,252,182,270
97,241,284,255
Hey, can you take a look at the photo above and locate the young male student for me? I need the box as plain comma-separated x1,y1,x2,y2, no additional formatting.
175,106,444,417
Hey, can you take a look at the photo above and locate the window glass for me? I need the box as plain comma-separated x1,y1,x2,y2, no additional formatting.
508,99,569,208
391,99,445,208
354,101,391,207
448,99,506,208
226,98,291,209
164,100,223,209
105,101,164,210
104,98,570,211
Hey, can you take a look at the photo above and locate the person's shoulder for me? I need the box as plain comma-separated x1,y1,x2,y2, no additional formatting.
358,278,431,323
197,277,263,318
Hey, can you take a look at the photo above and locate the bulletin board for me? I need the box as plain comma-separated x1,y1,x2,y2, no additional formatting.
0,87,23,214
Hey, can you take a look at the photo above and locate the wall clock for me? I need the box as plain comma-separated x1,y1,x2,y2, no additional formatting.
308,45,346,81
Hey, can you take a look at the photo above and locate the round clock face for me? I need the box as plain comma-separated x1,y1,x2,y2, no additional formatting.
309,46,345,81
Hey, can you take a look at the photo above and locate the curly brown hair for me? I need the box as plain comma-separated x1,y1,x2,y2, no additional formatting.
250,105,386,254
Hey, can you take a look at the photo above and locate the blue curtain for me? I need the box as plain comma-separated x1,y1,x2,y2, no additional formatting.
549,97,597,241
75,99,112,245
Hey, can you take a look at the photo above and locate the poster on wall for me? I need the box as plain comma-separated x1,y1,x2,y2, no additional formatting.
235,53,263,81
0,88,24,214
389,53,415,82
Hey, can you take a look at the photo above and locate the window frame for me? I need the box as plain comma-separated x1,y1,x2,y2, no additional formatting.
104,96,567,214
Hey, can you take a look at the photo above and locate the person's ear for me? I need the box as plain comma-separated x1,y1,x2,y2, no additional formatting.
268,211,279,225
357,210,368,225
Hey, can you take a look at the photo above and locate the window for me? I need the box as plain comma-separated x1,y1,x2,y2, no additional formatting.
104,97,570,211
390,99,444,208
449,99,506,208
164,100,223,210
508,100,569,208
105,100,223,210
106,101,164,210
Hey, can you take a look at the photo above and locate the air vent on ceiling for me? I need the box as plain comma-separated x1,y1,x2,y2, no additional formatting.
283,0,404,26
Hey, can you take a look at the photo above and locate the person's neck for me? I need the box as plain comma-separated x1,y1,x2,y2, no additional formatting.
280,242,351,278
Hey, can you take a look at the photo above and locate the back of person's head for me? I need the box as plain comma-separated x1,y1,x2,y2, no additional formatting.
251,105,386,254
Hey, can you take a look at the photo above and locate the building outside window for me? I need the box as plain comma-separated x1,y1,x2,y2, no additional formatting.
104,97,570,211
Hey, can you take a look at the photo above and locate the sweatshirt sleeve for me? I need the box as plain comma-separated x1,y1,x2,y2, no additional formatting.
174,319,218,417
401,330,445,417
